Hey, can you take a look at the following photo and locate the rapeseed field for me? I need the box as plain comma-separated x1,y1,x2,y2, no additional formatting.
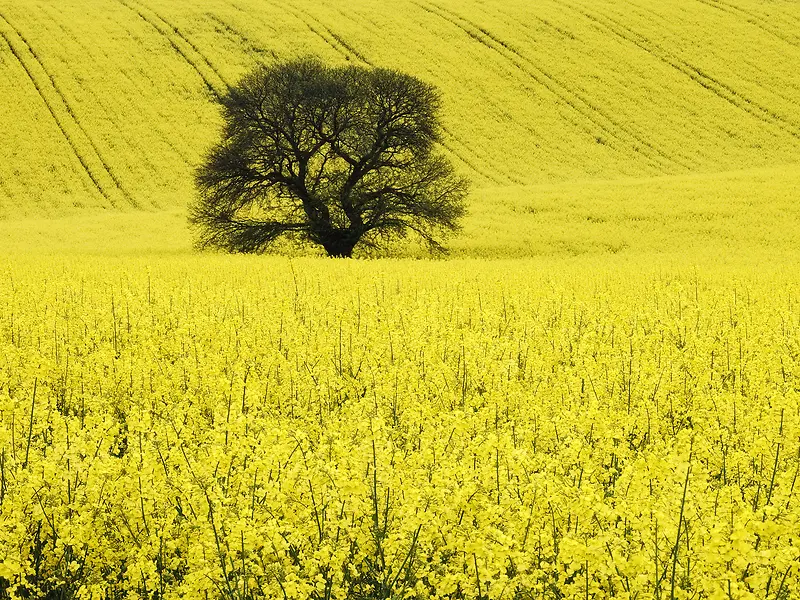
1,0,800,214
2,256,799,598
1,0,800,598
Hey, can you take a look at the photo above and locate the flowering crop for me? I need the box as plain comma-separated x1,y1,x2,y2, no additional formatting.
1,0,799,596
2,0,800,215
0,255,798,599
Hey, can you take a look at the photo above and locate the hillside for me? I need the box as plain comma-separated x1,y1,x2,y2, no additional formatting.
1,0,800,219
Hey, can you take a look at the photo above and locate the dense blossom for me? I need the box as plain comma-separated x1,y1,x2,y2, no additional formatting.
0,256,798,598
2,0,800,213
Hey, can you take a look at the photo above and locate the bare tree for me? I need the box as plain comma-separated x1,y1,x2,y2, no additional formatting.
190,58,469,257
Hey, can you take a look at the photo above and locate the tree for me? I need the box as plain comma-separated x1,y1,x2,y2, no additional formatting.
190,58,469,257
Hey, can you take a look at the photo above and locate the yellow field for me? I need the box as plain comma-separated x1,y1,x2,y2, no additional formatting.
2,0,800,598
2,256,799,599
1,0,800,218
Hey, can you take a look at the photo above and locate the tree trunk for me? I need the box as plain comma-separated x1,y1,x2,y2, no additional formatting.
320,229,360,257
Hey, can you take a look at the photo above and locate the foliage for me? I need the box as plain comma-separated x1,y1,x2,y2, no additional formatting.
191,58,468,257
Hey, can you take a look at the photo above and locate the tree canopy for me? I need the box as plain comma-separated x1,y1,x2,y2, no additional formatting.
190,58,469,257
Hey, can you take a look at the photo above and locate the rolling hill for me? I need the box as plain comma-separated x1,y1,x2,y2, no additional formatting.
0,0,799,255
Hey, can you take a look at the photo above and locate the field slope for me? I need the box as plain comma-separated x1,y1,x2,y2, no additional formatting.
1,0,799,228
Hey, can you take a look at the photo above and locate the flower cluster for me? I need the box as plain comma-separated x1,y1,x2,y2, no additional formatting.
0,256,798,599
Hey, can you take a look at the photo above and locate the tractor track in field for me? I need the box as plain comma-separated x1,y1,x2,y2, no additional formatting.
628,1,800,120
283,5,348,61
438,4,611,163
39,3,169,183
564,0,800,140
531,16,578,42
103,12,198,167
0,172,13,205
325,29,371,66
280,2,372,66
116,0,229,98
205,13,277,60
332,6,384,39
0,11,136,207
695,0,800,48
344,6,528,183
439,127,505,185
412,0,687,172
506,18,669,161
446,127,525,185
626,2,800,108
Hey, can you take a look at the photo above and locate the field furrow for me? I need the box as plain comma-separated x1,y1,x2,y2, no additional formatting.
438,128,505,186
698,0,800,48
205,12,277,61
622,1,800,117
38,3,174,203
115,0,227,98
8,15,140,208
569,1,800,140
416,0,684,172
138,1,232,88
0,0,799,211
282,2,373,66
0,12,127,207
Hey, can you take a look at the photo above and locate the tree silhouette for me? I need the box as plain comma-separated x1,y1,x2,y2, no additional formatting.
191,58,469,257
